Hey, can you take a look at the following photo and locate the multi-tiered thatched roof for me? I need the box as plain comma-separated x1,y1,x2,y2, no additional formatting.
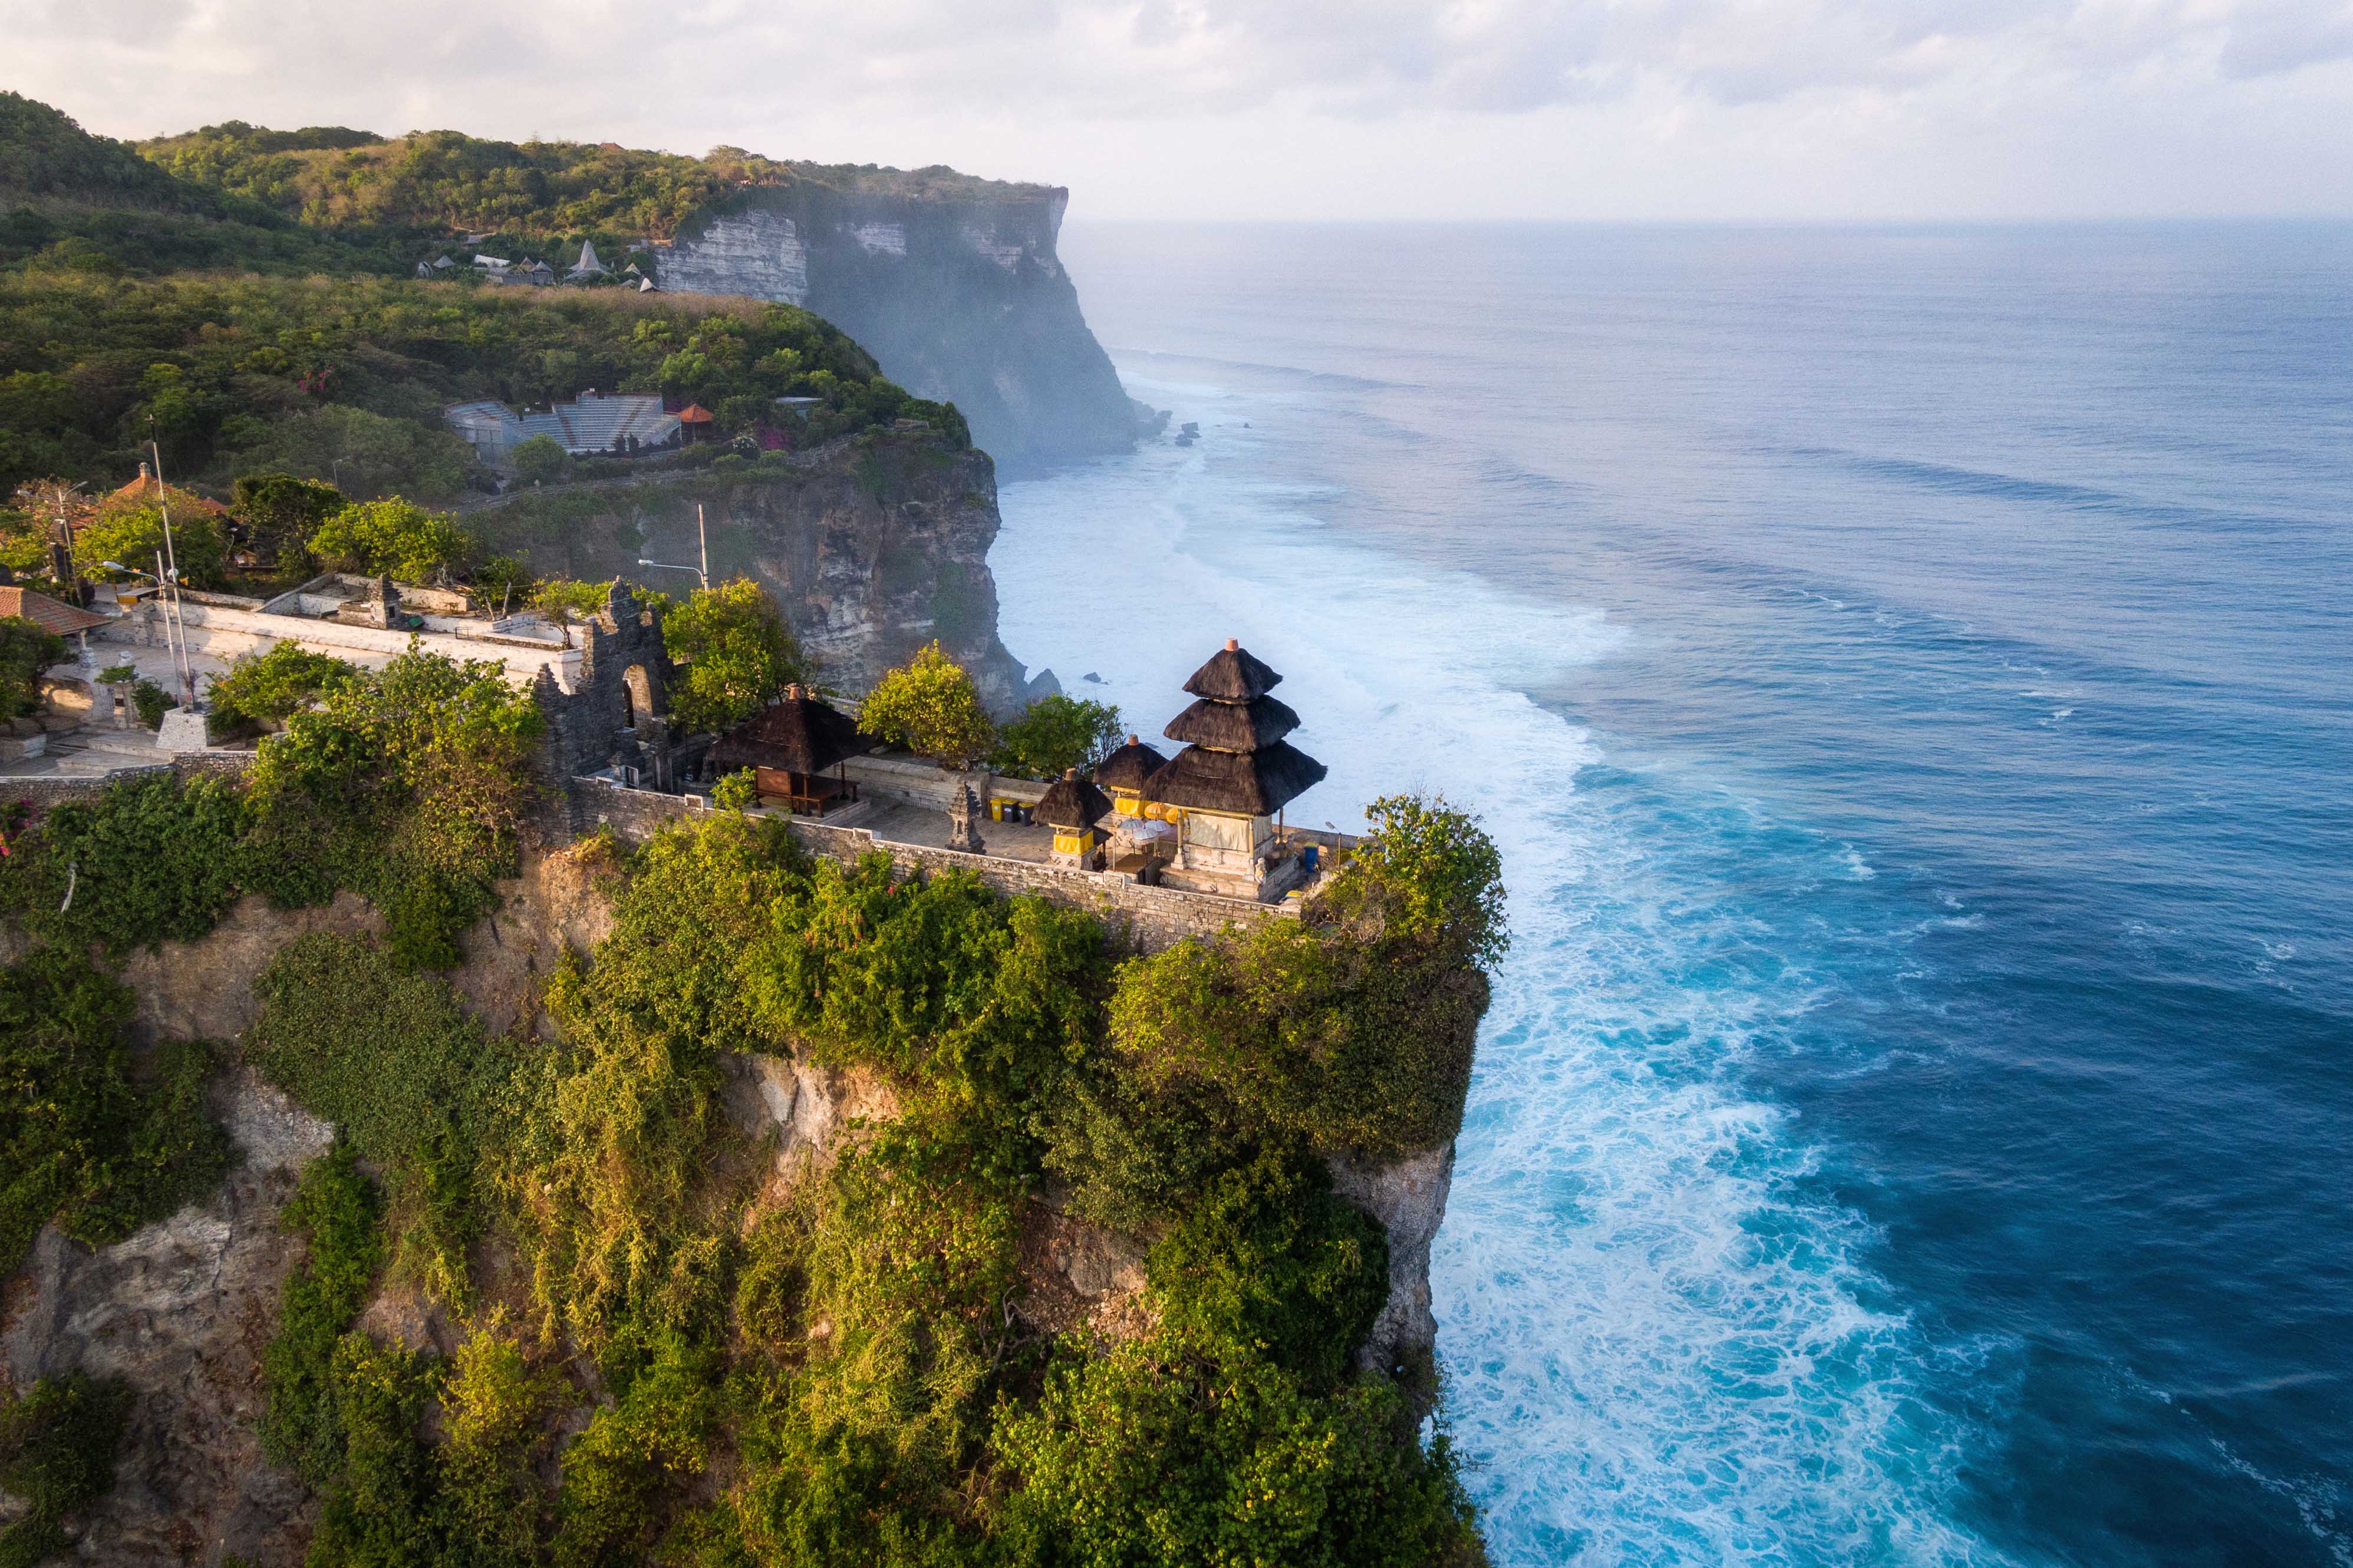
1146,639,1327,817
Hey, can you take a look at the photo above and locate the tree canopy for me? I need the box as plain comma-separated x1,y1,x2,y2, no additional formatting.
660,577,806,736
858,641,995,767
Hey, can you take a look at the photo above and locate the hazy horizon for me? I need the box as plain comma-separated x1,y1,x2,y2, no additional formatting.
7,0,2352,224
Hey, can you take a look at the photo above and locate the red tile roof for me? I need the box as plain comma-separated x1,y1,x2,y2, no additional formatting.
0,585,109,636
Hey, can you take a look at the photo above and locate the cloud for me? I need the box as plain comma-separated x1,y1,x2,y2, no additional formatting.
2,0,2348,217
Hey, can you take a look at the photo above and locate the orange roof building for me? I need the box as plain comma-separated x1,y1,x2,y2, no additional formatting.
675,404,715,424
108,469,229,516
0,584,110,638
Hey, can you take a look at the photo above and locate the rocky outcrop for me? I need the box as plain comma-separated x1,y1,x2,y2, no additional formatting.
465,432,1050,709
654,186,1136,473
1,1072,332,1567
1332,1145,1457,1377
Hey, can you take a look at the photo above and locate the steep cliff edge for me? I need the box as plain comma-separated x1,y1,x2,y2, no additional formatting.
0,834,1474,1564
655,184,1135,473
462,431,1048,707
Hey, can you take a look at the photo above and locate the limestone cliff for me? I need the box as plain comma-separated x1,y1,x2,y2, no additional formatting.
463,431,1049,709
653,184,1135,473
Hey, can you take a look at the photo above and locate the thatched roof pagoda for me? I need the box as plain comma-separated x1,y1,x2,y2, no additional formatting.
1093,734,1167,795
1036,768,1113,832
708,685,876,776
1148,639,1326,817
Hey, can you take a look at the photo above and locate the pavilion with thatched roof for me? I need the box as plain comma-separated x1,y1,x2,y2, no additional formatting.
1092,733,1167,818
707,685,876,814
1143,638,1328,896
1036,767,1115,867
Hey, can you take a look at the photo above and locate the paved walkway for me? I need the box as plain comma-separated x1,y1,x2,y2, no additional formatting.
800,797,1061,864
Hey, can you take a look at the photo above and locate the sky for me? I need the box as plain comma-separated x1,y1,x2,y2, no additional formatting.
6,0,2352,220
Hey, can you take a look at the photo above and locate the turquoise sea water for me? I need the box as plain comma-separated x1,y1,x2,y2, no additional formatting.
987,223,2353,1567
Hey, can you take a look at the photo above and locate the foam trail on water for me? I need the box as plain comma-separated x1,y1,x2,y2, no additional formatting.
994,383,2008,1567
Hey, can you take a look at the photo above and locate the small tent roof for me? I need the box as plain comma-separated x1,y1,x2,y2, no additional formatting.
707,687,877,774
1162,692,1300,754
1181,638,1283,704
676,403,715,424
1093,735,1167,792
1146,740,1327,817
1036,768,1113,831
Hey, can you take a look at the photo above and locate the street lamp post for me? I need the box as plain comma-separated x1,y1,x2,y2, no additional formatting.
635,557,707,592
145,424,197,705
104,557,193,706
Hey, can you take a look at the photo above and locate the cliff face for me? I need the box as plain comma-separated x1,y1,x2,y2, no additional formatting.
654,186,1135,473
0,843,1458,1563
464,433,1049,709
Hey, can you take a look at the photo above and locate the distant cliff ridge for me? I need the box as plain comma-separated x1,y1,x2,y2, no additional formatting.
655,184,1136,473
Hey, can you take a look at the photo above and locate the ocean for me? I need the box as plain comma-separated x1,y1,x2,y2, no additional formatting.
987,222,2353,1567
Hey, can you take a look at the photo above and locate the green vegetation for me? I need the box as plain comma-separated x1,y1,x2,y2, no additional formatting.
0,946,229,1274
508,433,570,484
0,646,543,968
859,641,996,767
0,613,64,718
69,481,230,586
230,471,345,574
0,764,1498,1564
205,641,355,738
305,496,472,582
529,576,613,625
0,269,960,503
0,93,399,282
661,575,809,735
258,1143,386,1483
130,678,172,729
990,692,1122,781
137,118,1054,244
248,936,518,1305
0,1371,131,1568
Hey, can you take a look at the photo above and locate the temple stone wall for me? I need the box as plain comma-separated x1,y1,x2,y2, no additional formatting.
569,775,1287,953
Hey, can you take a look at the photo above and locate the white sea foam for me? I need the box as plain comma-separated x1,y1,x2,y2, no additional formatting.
994,382,2008,1567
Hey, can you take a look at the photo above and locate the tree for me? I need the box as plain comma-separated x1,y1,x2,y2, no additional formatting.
205,641,355,728
509,434,569,485
73,490,229,587
0,615,67,719
468,554,533,611
231,471,344,574
529,577,610,626
990,692,1122,780
858,641,994,768
660,577,805,736
307,497,471,583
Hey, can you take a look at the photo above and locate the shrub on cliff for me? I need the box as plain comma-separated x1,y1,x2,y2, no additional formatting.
0,1370,132,1568
205,639,355,737
0,771,247,954
247,933,517,1305
0,947,229,1275
858,640,994,768
1046,793,1504,1226
242,645,543,966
